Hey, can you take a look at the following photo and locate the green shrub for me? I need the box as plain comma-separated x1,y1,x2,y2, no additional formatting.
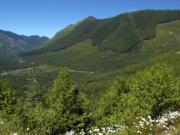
46,68,92,134
0,79,17,119
19,68,92,134
97,64,180,126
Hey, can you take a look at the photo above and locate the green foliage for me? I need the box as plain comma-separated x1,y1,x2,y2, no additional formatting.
0,64,179,134
97,64,180,126
128,64,180,116
46,68,92,134
9,68,92,134
0,79,16,117
95,76,127,125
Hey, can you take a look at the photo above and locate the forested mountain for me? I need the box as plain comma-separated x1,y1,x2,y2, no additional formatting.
20,10,180,80
25,10,180,55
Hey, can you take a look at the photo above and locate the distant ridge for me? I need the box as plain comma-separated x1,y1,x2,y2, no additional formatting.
0,29,49,54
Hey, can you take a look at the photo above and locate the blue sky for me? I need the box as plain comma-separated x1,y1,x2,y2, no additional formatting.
0,0,180,38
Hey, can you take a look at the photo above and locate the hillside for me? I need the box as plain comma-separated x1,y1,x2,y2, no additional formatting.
24,10,180,56
22,10,180,72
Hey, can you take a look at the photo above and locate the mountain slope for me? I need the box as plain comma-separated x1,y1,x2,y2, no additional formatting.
22,19,180,81
0,29,49,54
25,10,180,56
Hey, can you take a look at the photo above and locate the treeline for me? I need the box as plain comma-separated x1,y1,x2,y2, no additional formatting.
0,64,179,134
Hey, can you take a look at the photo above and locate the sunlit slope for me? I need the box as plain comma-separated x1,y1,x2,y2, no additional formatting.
24,20,180,73
24,39,151,72
122,20,180,75
142,20,180,53
24,10,180,56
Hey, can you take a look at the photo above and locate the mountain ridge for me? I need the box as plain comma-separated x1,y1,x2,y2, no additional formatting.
23,10,180,56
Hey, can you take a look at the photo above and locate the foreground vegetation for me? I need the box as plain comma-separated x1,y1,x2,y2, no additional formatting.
0,64,179,134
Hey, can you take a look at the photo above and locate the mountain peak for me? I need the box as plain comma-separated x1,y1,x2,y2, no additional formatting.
87,16,96,19
84,16,96,21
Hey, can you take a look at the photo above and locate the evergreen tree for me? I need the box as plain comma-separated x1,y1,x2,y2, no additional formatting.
46,68,92,134
0,78,16,117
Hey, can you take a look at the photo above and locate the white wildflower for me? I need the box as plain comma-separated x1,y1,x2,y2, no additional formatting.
65,130,75,135
11,133,18,135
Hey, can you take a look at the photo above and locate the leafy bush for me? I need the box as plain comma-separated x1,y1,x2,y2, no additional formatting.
45,68,92,134
0,79,17,119
17,68,92,134
97,64,180,126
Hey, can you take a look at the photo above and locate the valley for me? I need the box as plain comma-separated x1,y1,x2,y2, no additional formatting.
6,14,180,98
0,9,180,135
